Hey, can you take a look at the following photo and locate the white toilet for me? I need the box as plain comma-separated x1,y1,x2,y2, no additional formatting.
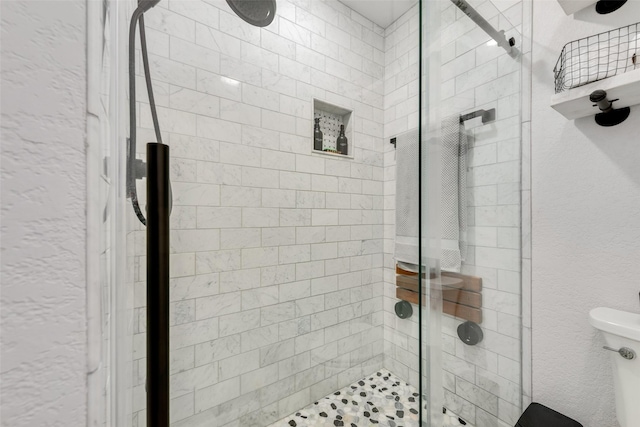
589,307,640,427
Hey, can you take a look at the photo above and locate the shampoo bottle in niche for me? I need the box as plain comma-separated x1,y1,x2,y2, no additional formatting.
313,118,323,151
337,124,348,155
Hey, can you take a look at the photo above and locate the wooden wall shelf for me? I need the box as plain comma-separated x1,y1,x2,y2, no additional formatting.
551,69,640,121
556,0,596,15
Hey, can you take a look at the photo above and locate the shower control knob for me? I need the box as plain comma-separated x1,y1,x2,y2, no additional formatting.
603,346,636,360
395,300,413,319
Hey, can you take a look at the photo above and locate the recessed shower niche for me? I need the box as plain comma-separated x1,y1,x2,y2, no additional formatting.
312,98,354,158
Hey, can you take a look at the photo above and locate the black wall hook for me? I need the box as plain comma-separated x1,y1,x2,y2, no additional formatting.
589,89,630,127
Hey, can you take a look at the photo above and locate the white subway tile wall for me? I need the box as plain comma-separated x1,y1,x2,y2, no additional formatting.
131,0,390,425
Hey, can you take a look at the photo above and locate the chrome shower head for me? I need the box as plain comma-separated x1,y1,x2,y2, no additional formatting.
226,0,276,27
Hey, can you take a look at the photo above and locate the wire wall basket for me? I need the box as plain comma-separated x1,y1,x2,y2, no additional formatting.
554,22,639,94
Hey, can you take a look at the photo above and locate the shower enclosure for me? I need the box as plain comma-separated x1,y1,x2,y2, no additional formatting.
92,0,529,425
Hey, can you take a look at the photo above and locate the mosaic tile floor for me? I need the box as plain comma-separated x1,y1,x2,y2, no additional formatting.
268,371,420,427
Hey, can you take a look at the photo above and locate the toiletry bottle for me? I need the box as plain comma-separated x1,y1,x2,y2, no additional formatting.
337,124,348,155
314,118,323,151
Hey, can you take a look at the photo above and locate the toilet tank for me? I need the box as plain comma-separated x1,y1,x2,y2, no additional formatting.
589,307,640,427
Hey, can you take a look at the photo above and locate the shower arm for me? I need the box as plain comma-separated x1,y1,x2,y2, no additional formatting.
460,108,496,124
450,0,519,58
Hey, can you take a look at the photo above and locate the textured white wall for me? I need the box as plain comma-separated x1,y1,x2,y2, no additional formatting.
0,1,88,426
531,2,640,426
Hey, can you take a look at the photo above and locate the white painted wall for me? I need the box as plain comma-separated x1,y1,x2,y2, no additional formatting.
531,2,640,426
0,1,88,426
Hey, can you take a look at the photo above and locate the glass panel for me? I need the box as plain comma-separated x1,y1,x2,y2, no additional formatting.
420,0,445,423
422,0,523,426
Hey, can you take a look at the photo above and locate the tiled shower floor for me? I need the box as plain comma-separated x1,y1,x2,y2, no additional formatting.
267,371,420,427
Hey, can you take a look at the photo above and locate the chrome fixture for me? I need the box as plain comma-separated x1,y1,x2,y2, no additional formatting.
603,346,636,360
450,0,518,58
226,0,277,27
460,108,496,125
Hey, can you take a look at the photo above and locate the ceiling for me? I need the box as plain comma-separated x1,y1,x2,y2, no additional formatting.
339,0,418,29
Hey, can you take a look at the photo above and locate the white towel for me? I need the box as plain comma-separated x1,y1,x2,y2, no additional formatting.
441,116,467,272
393,123,468,271
394,129,420,266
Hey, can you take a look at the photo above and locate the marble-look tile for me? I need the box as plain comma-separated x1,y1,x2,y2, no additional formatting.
220,99,262,127
242,167,281,190
261,264,297,287
171,229,219,253
279,280,311,302
195,23,241,59
443,352,476,384
168,0,219,28
195,292,241,319
296,227,326,245
196,68,242,101
170,393,195,423
241,363,279,394
170,299,195,326
196,249,242,274
242,324,280,352
279,244,311,264
218,10,260,44
219,349,260,381
170,273,219,302
261,302,296,326
221,228,261,249
170,253,196,278
172,182,220,207
195,377,241,412
219,308,261,337
220,55,263,87
242,247,280,269
297,259,325,280
170,317,219,350
475,367,520,405
144,6,195,42
243,208,280,228
444,389,476,424
169,86,220,118
197,116,243,145
170,134,220,162
260,339,296,367
242,286,279,310
170,37,220,74
482,289,520,316
170,362,218,398
219,268,261,292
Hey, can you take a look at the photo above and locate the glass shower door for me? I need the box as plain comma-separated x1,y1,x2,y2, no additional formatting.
421,0,524,426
